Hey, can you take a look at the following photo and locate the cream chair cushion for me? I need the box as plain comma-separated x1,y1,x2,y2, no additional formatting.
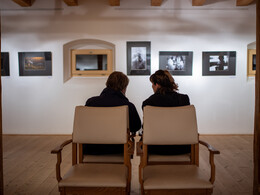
59,164,127,187
73,106,128,144
143,105,198,145
143,165,213,190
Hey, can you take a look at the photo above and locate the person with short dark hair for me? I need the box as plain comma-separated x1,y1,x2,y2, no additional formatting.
142,69,190,155
84,71,141,155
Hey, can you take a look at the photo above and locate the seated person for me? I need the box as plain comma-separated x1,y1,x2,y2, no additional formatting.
142,69,190,155
84,71,141,155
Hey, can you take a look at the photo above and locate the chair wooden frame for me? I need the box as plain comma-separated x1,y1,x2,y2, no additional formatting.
51,106,132,195
139,105,220,195
52,141,131,195
139,141,219,195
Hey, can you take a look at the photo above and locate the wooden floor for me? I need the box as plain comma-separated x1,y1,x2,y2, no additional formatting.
3,135,253,195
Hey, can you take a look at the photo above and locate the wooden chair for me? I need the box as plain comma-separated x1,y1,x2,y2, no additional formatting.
139,105,220,195
51,106,132,195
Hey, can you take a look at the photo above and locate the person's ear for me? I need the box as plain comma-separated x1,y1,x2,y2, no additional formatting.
156,83,161,88
122,88,126,95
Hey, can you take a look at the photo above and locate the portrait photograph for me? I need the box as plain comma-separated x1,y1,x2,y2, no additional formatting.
127,41,150,75
1,52,10,76
202,51,236,76
19,52,52,76
131,47,146,70
159,51,193,75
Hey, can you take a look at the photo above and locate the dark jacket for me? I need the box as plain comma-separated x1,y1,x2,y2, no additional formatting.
84,87,141,155
142,91,190,108
142,91,191,155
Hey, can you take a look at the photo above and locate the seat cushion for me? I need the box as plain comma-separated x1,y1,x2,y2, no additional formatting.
148,153,191,162
143,165,213,190
83,154,124,163
59,164,127,187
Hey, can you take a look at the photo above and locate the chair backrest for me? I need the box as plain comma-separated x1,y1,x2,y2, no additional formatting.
143,105,198,145
73,106,128,144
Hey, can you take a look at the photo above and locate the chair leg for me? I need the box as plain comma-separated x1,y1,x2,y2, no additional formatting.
59,188,65,195
141,187,144,195
126,181,130,195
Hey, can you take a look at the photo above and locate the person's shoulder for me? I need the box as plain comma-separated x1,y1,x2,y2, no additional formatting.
85,96,99,106
143,93,157,103
173,90,187,96
127,101,137,109
178,92,189,98
176,92,190,105
142,94,158,108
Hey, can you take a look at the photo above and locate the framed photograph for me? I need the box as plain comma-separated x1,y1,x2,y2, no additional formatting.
127,41,151,75
159,51,193,75
202,51,236,76
1,52,10,76
247,49,256,77
18,52,52,76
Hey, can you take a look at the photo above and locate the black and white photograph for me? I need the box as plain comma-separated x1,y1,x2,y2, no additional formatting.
127,41,150,75
131,47,146,70
202,51,236,76
159,51,193,75
1,52,10,76
19,52,52,76
209,55,229,71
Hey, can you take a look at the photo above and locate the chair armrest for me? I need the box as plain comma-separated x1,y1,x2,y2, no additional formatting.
199,140,220,154
51,139,72,154
199,140,220,184
51,139,72,182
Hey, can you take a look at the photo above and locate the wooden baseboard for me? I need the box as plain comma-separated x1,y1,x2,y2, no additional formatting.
3,134,72,136
199,134,253,136
2,134,253,136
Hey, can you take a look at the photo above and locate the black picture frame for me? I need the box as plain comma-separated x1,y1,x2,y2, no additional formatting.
202,51,236,76
18,52,52,76
159,51,193,75
127,41,151,75
1,52,10,76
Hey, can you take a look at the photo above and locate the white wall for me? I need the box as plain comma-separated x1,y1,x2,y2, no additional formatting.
0,0,256,134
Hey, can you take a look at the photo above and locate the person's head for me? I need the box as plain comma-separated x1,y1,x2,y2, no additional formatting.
150,70,178,94
106,71,129,94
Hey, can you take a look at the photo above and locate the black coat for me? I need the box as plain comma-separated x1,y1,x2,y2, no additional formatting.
142,91,190,108
83,87,141,155
142,91,191,155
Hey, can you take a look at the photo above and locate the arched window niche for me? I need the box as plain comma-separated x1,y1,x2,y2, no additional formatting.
63,39,115,82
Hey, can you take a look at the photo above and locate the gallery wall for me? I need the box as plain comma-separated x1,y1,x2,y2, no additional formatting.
0,0,256,134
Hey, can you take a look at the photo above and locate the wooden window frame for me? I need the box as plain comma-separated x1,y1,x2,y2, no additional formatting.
71,49,113,77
